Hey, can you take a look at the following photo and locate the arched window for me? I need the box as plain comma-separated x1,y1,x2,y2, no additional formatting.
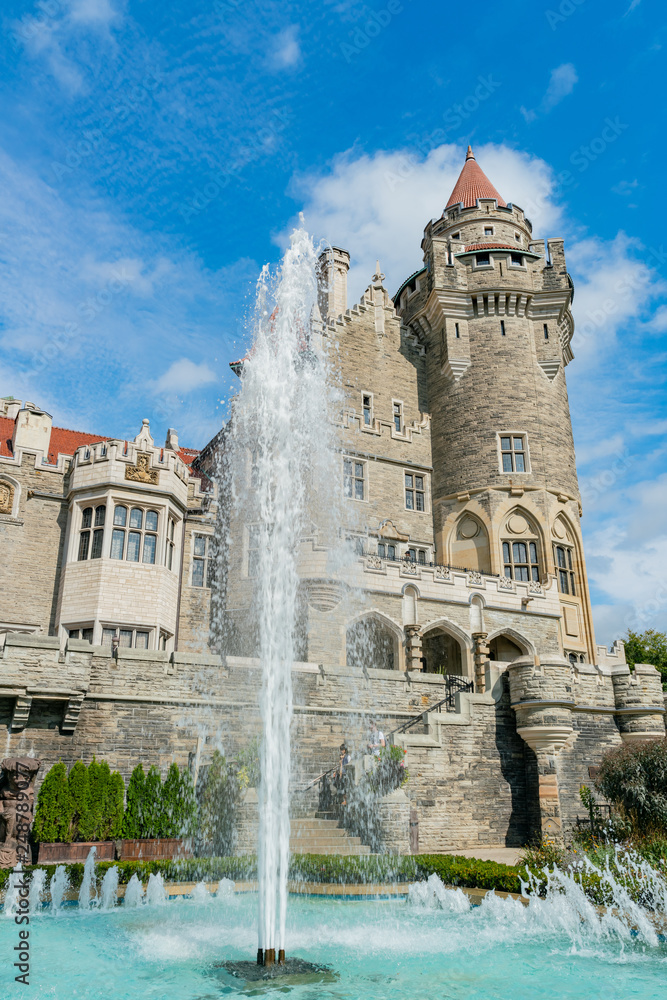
552,518,580,596
449,514,491,573
489,634,524,663
502,511,541,582
421,629,463,676
346,617,397,671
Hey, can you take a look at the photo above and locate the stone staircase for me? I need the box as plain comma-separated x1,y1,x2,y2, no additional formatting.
289,816,370,855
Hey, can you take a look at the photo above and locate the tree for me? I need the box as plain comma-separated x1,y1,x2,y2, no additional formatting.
624,629,667,684
33,762,73,844
142,766,163,839
177,768,198,841
159,763,181,838
196,750,238,855
67,760,91,843
595,738,667,838
82,757,111,841
122,765,145,839
103,771,125,840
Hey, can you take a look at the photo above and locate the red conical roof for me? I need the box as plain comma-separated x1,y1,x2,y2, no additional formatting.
446,146,506,209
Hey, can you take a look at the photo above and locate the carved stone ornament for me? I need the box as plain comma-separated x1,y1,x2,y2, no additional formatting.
125,452,159,485
529,581,543,594
365,555,384,571
307,581,343,613
0,481,14,515
434,565,451,581
498,575,514,590
467,571,483,585
0,757,41,867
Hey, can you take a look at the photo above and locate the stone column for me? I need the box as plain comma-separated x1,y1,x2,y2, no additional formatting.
508,655,574,844
405,625,423,672
472,632,489,693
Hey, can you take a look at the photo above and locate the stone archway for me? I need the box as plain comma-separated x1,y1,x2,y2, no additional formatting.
421,628,463,676
346,614,399,671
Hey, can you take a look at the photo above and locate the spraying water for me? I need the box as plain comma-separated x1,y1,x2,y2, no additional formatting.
99,866,119,910
49,866,69,914
3,866,22,917
221,225,338,962
145,873,167,906
78,846,97,910
123,873,144,907
29,868,47,914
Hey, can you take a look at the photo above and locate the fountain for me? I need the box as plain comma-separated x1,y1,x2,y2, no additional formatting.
99,866,119,910
123,873,144,907
78,846,97,909
219,224,339,980
28,868,46,914
48,865,69,913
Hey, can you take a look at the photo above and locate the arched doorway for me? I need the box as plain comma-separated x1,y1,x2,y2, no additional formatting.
421,628,463,676
489,634,524,663
346,616,398,671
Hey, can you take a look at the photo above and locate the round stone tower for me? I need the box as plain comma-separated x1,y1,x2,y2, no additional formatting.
396,146,596,662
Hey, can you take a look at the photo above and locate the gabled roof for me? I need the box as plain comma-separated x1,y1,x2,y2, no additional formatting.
446,146,506,210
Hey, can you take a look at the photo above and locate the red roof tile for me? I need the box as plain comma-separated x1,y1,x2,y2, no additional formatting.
46,427,107,465
0,417,13,458
446,147,506,210
178,447,200,467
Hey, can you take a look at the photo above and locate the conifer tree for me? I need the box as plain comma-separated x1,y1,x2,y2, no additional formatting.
177,767,198,840
33,762,73,844
142,766,163,838
102,771,125,840
122,764,145,839
160,762,181,838
67,759,91,842
80,757,109,841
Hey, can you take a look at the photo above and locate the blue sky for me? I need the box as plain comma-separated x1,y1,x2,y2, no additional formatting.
1,0,666,644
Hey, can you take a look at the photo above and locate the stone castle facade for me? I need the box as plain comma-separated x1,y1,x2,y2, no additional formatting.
0,148,663,850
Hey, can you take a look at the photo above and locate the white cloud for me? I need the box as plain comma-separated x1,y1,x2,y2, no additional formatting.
521,63,578,122
280,142,562,302
68,0,121,26
152,359,218,395
266,25,301,71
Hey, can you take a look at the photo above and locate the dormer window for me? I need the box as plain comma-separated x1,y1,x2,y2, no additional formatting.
475,253,491,267
510,253,524,267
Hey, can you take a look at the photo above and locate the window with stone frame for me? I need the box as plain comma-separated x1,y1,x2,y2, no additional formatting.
192,533,213,587
361,392,373,427
247,524,261,578
101,625,150,649
343,458,366,500
499,434,528,473
165,517,177,570
503,540,539,582
110,505,159,564
407,547,427,564
392,401,403,433
405,471,425,511
78,504,106,561
377,542,396,560
554,543,577,595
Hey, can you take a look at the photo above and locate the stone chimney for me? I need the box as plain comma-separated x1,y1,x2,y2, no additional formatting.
317,247,350,321
165,427,179,451
12,404,53,457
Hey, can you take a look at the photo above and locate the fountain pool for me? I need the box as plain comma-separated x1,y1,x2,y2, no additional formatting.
0,887,665,999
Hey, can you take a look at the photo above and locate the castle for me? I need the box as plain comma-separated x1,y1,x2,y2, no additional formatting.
1,148,664,852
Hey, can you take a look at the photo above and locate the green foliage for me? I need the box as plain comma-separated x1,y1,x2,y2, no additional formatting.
67,761,91,843
159,763,198,839
104,771,126,840
595,737,667,838
33,762,73,845
142,767,163,839
235,738,261,790
122,765,145,839
624,629,667,683
365,745,409,795
82,758,110,841
413,854,523,893
196,750,238,855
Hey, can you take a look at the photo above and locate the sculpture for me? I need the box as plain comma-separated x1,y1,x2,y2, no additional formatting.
0,757,41,867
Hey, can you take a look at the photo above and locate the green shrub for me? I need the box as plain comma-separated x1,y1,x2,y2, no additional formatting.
159,763,197,839
33,762,73,844
67,761,91,842
142,767,163,839
122,765,145,839
595,738,667,838
196,751,238,855
104,771,125,840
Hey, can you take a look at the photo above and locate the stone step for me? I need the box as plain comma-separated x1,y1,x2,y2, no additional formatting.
291,822,347,834
290,837,365,850
290,844,371,855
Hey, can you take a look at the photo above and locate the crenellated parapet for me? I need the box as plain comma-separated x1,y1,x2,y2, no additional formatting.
611,663,666,743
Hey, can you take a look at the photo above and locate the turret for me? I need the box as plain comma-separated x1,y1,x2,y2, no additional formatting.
394,146,595,663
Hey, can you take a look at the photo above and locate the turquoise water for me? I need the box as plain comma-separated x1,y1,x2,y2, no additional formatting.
1,888,666,999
